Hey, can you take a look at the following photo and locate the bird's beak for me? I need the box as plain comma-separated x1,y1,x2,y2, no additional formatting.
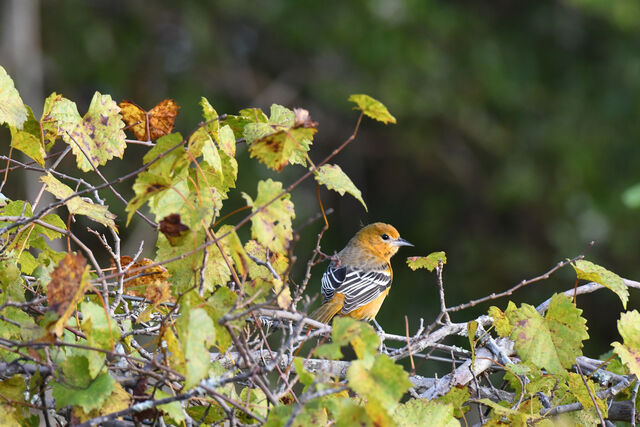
393,237,413,247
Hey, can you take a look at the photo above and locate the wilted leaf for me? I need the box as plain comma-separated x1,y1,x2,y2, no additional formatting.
0,65,28,129
47,253,91,337
119,99,179,141
245,104,317,171
573,259,628,309
50,92,126,172
315,164,367,211
348,94,396,124
406,251,447,272
41,173,117,231
159,214,190,246
612,310,640,378
243,179,295,254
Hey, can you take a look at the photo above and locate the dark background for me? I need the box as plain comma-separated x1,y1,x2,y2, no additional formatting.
2,0,639,361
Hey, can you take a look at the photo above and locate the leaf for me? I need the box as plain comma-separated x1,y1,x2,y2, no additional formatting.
488,303,515,337
437,386,470,418
406,251,447,272
468,321,477,369
612,310,640,378
47,253,91,337
50,92,126,172
119,99,179,141
159,214,190,246
156,389,186,423
178,307,216,389
315,317,380,360
200,96,220,138
566,372,607,416
218,124,236,157
0,65,28,129
205,286,238,351
71,382,130,423
81,301,121,377
315,164,367,211
243,179,295,254
347,354,412,413
41,173,117,230
506,294,588,375
125,171,172,225
51,356,115,413
293,357,315,387
10,107,45,166
394,400,458,427
245,104,317,172
573,259,628,309
348,94,396,124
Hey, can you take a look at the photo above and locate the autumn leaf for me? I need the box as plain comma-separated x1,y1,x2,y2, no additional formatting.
348,94,396,124
315,164,367,211
50,92,126,172
573,259,629,309
10,107,46,166
47,253,91,337
0,65,28,129
41,173,117,230
159,214,190,246
119,99,179,141
612,310,640,379
406,251,447,272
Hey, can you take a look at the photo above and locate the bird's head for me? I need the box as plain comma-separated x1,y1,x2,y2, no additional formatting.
346,222,413,264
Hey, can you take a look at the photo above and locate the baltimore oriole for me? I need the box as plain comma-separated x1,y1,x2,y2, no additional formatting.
310,222,413,324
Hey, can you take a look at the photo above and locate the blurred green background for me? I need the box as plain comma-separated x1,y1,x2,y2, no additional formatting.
2,0,639,359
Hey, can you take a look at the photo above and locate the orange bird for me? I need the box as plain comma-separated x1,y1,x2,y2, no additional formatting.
310,223,413,325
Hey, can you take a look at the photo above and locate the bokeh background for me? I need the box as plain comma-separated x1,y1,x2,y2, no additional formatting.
2,0,640,360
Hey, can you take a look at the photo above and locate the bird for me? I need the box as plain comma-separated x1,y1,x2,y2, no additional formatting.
310,222,413,326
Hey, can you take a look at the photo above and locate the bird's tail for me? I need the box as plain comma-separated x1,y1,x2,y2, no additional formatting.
310,295,344,324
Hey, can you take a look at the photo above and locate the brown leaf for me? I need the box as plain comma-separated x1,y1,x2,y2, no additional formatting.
113,256,172,303
47,253,90,337
293,108,318,128
119,99,180,141
159,213,190,246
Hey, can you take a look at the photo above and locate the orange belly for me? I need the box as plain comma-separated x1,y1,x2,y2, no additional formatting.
342,288,390,321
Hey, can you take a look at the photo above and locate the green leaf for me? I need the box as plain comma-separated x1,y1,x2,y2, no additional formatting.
51,356,115,413
506,294,588,375
348,94,396,124
314,317,379,360
156,389,186,423
126,171,172,225
573,259,628,309
293,357,315,387
315,164,367,211
406,251,447,271
178,307,215,389
238,387,268,424
622,182,640,208
347,354,412,413
612,310,640,378
394,400,458,427
41,173,117,230
218,124,236,157
243,179,295,254
566,372,607,416
10,107,45,166
205,286,238,352
200,96,220,138
436,386,470,418
0,66,28,129
81,301,121,377
49,91,126,172
143,132,188,178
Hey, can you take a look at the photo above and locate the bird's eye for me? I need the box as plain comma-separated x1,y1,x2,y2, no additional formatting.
381,233,390,240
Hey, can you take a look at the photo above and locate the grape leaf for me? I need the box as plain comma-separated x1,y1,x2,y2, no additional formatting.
51,356,115,413
50,92,126,172
0,65,28,129
41,173,117,230
47,253,91,337
179,307,216,389
394,400,458,427
348,94,396,124
119,99,179,141
573,259,628,309
243,179,295,254
315,164,367,211
10,107,45,166
612,310,640,379
406,251,447,271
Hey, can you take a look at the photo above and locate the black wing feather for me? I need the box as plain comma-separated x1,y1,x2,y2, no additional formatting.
321,263,391,314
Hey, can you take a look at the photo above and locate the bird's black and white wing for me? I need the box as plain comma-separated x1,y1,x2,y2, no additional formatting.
321,263,391,314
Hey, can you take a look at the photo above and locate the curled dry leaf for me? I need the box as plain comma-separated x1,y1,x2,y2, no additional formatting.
47,252,90,337
159,213,190,246
119,99,180,141
293,108,318,128
114,256,174,305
